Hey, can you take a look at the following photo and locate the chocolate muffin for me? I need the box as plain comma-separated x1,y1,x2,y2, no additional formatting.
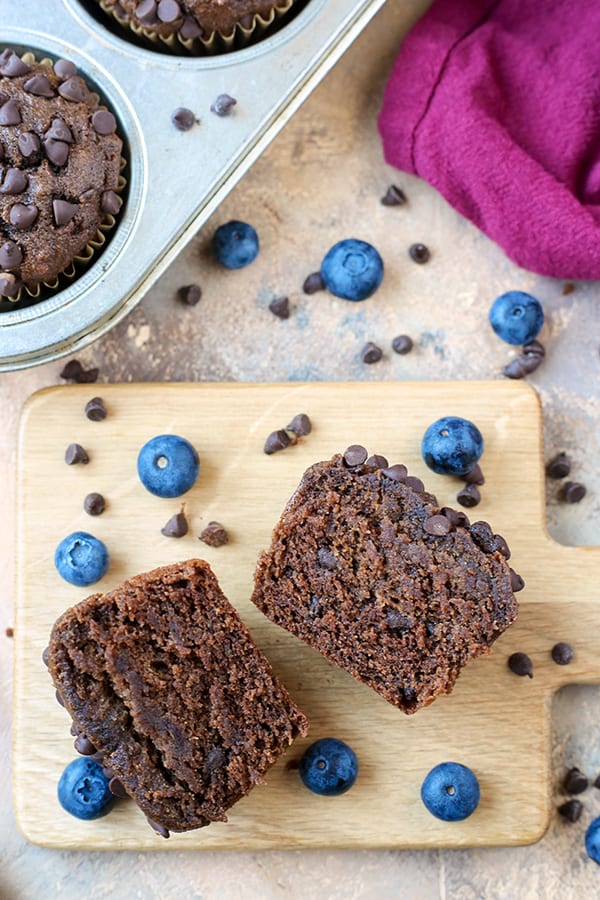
47,559,308,835
0,49,122,301
251,450,520,714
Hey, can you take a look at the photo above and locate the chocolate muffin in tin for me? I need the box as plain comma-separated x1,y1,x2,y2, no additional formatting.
0,49,123,303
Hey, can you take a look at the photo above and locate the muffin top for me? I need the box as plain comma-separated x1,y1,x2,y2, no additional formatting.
105,0,288,40
0,50,122,299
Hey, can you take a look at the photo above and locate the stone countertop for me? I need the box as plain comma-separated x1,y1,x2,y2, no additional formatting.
1,2,599,897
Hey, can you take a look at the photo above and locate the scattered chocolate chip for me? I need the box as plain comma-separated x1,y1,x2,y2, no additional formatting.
546,452,571,479
210,94,237,116
17,132,41,157
441,506,470,528
0,54,30,77
55,690,65,707
60,359,99,383
5,627,13,638
469,521,494,551
161,511,188,538
303,271,325,294
562,283,575,295
65,443,89,465
343,444,368,467
23,74,54,97
503,353,543,379
0,273,20,298
137,0,159,23
9,204,38,230
0,99,21,126
509,569,525,592
264,429,291,455
53,199,78,227
508,652,533,678
286,413,312,437
457,483,481,508
85,397,107,421
558,799,583,823
54,59,77,79
58,77,88,103
101,190,121,216
181,14,204,39
564,767,588,795
492,534,511,559
409,243,430,264
382,464,407,482
317,548,337,570
551,642,574,665
177,283,201,306
405,475,425,492
157,0,180,22
42,646,50,666
84,492,106,516
366,454,388,469
523,340,545,358
199,521,229,547
361,342,383,364
463,464,485,485
0,168,28,194
44,139,70,167
45,119,74,143
146,817,170,839
381,185,406,206
74,735,96,756
0,240,22,269
108,777,128,798
269,296,290,319
171,107,196,131
92,109,117,135
560,481,586,503
424,514,451,536
391,334,413,355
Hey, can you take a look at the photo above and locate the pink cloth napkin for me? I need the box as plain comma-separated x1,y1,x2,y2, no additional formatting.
378,0,600,280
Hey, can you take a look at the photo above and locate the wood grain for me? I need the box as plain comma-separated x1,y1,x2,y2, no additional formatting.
13,381,600,850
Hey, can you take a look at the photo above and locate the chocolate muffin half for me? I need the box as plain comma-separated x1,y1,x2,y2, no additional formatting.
0,49,122,301
251,450,520,714
47,559,308,835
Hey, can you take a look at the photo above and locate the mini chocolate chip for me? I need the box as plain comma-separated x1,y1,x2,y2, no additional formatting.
457,484,481,508
45,119,73,143
509,569,525,592
9,204,38,230
74,735,96,756
503,353,542,379
18,132,41,157
172,107,196,131
157,0,181,22
0,274,20,297
269,296,290,319
409,243,430,264
382,464,408,482
146,817,170,839
44,139,69,166
386,610,413,633
469,521,495,552
65,443,89,465
55,690,65,707
0,54,30,77
211,94,237,116
381,185,406,206
303,272,325,294
508,652,533,678
317,548,337,570
137,0,158,23
286,413,312,437
84,492,106,516
85,397,107,421
181,14,204,39
366,454,388,469
558,799,583,823
5,627,13,638
424,515,451,536
91,109,117,135
0,168,28,194
0,240,22,269
551,642,574,665
53,199,78,227
58,77,88,103
523,340,545,357
463,464,485,485
108,777,128,798
264,429,291,454
199,521,229,547
564,767,588,795
161,511,188,537
545,452,571,479
54,59,77,79
0,99,21,125
23,74,54,97
562,283,575,295
560,481,586,503
391,334,413,355
492,534,511,559
60,359,99,383
361,342,383,364
101,190,121,216
343,444,368,467
42,646,50,666
177,283,201,306
405,475,425,492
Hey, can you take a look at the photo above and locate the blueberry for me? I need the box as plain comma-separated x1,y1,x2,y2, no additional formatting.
58,757,115,820
299,737,358,796
137,434,200,498
54,531,109,586
489,291,544,345
585,816,600,864
212,220,259,269
421,761,480,821
320,238,384,301
421,416,484,477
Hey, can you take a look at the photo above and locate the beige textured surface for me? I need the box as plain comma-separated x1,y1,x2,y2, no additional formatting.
14,381,600,852
1,0,600,896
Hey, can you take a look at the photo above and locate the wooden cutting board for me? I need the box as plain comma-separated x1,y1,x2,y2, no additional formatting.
13,381,600,851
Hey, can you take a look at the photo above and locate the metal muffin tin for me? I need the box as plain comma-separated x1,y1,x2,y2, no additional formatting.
0,0,387,371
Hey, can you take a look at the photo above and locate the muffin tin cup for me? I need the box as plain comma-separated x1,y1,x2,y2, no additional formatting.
0,0,387,370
